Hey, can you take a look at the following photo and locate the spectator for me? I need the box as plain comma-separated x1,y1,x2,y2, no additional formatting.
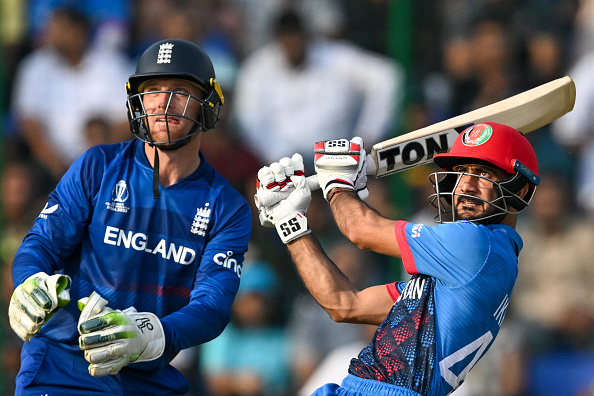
137,0,242,90
27,0,132,50
0,160,48,396
551,45,594,215
10,6,133,181
83,116,114,149
201,260,292,396
420,16,519,134
573,0,594,56
520,31,575,180
513,173,594,331
466,17,520,110
224,0,346,56
233,7,403,170
0,0,27,115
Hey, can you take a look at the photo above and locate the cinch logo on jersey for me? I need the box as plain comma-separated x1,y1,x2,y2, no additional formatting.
191,204,211,236
103,226,196,265
106,180,130,213
461,124,493,146
214,251,242,278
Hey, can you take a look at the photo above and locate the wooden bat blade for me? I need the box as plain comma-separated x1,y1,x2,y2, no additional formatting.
370,76,576,178
255,76,576,207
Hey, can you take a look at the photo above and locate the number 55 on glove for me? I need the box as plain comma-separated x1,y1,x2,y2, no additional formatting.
256,155,312,244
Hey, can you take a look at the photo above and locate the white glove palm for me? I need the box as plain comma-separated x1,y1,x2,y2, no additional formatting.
314,137,368,200
9,272,71,342
256,154,312,243
78,292,165,377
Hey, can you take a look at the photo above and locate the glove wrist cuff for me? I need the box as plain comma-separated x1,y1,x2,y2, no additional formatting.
133,312,165,363
327,188,354,203
274,213,311,244
322,181,354,201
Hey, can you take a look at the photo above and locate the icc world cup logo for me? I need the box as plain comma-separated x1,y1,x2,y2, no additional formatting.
112,180,129,203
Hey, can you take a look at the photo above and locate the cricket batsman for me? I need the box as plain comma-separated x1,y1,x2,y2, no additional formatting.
256,122,539,395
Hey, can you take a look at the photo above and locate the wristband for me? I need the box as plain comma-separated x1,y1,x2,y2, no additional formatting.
327,188,354,203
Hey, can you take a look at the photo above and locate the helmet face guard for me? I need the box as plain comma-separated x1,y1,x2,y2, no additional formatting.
430,122,540,224
428,169,532,224
125,39,224,149
126,88,222,149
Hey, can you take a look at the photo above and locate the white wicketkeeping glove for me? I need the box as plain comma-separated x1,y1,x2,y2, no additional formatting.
8,272,71,342
314,137,368,201
77,292,165,377
255,153,312,243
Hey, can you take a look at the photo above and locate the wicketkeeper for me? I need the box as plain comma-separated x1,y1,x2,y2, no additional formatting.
9,39,251,395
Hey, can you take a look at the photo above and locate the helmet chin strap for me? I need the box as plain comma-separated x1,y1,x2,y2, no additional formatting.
152,147,160,199
149,123,199,200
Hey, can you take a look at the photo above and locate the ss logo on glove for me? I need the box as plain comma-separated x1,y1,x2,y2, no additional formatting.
279,217,302,237
325,139,349,149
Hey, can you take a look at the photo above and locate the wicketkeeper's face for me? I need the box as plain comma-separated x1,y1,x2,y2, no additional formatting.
140,78,205,143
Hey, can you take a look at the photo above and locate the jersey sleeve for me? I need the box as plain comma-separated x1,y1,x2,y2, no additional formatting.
394,220,491,286
12,149,101,286
386,281,408,302
159,191,252,351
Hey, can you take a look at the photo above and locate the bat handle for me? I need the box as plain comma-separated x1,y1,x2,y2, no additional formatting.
254,154,376,208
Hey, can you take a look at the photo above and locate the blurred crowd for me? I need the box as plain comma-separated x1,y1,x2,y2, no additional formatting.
0,0,593,395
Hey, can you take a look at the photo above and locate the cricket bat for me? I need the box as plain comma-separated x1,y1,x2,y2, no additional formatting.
256,76,576,207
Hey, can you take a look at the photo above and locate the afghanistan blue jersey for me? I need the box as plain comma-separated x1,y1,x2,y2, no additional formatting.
349,220,522,395
12,139,252,370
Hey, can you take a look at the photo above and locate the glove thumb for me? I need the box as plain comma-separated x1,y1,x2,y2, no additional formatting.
288,177,311,210
45,274,72,309
78,292,109,323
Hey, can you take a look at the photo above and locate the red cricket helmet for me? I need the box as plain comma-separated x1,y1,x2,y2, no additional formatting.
433,122,539,182
430,122,540,222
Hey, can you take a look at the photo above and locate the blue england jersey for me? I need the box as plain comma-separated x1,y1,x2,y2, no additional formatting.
348,220,521,395
12,139,252,370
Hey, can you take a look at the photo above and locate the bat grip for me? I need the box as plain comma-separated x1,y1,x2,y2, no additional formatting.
254,154,376,207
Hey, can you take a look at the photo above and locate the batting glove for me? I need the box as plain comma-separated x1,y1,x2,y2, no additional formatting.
9,272,71,342
256,154,312,243
78,292,165,377
314,137,368,201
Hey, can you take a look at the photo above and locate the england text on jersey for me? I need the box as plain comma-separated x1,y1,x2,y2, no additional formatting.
104,226,196,265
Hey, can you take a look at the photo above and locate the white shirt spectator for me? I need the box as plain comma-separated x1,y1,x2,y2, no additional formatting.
12,45,132,163
234,37,403,165
551,51,594,214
